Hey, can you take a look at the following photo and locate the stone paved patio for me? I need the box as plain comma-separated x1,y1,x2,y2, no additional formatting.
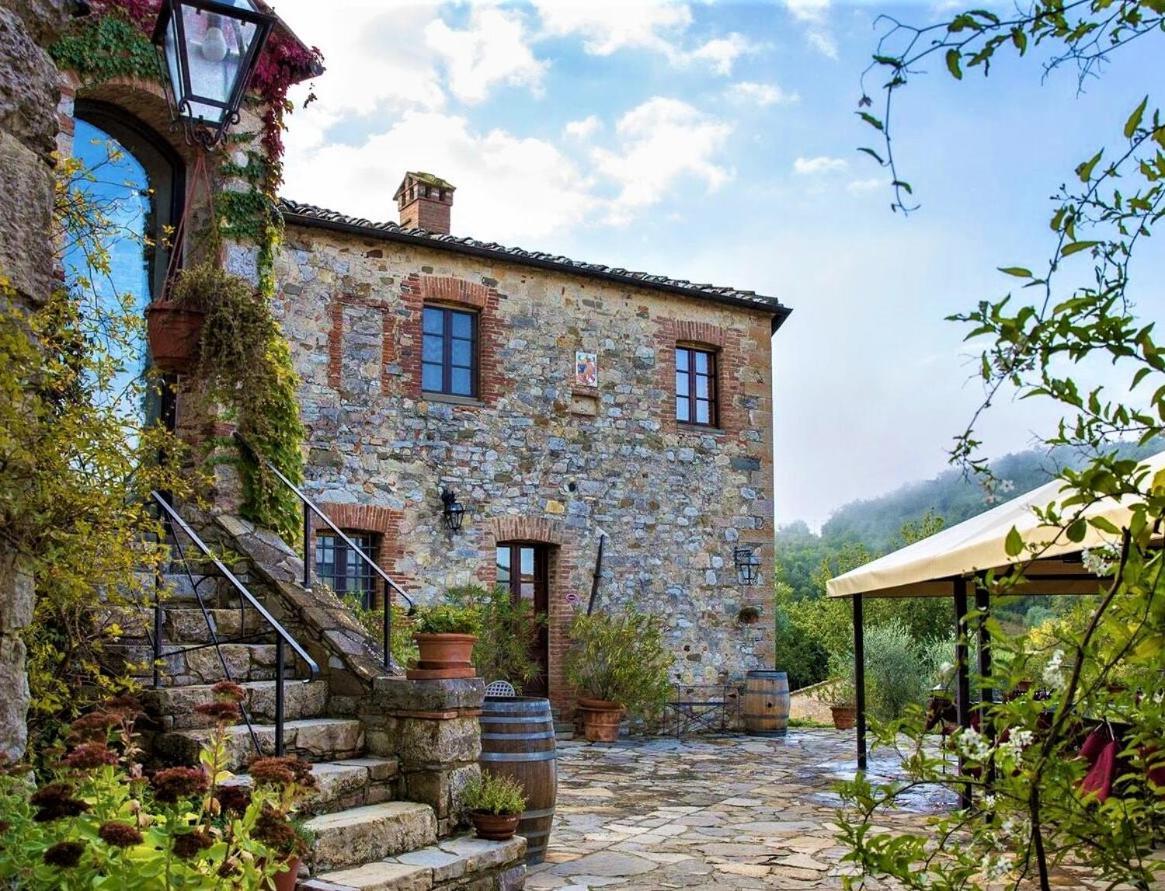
527,729,925,890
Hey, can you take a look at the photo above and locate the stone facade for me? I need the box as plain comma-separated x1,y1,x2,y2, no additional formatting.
273,217,782,711
0,0,68,761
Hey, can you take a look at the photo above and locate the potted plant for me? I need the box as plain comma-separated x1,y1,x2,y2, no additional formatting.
563,610,673,743
407,601,483,680
463,771,527,841
815,654,858,730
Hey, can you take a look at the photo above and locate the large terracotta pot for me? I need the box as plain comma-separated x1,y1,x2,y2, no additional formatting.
272,855,299,891
146,301,204,374
469,811,521,841
578,703,624,743
406,633,477,680
830,704,857,731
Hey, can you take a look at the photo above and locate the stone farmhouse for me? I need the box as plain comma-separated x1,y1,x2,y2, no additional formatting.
274,176,789,708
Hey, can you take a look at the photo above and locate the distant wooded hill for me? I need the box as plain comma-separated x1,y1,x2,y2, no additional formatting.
818,442,1163,554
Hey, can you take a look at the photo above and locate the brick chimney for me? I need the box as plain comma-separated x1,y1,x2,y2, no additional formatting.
394,171,455,234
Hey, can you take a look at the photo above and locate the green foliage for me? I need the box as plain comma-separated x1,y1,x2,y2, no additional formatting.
168,261,305,543
340,596,418,668
413,602,483,636
446,584,544,685
563,610,673,719
839,3,1165,888
49,12,159,85
461,772,527,816
862,620,929,722
0,692,315,888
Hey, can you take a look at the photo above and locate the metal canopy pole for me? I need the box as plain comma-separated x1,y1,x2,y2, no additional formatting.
953,576,972,808
853,593,867,772
975,581,995,795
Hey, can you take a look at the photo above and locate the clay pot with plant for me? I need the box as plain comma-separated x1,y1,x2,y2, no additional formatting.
816,654,858,730
463,771,527,841
564,610,673,743
407,601,483,680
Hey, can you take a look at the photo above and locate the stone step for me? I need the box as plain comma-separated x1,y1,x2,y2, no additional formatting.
163,608,270,644
155,718,365,771
223,756,399,815
302,802,438,873
302,835,526,890
125,643,292,685
141,679,327,729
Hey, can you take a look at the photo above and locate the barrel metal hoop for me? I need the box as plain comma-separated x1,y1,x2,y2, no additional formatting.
480,750,557,762
519,807,556,819
481,730,557,741
519,829,551,839
479,715,554,725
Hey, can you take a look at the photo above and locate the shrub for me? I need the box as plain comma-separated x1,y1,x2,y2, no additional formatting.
0,690,314,888
413,602,482,636
341,595,418,668
446,584,544,685
462,772,526,816
563,610,673,719
864,620,928,722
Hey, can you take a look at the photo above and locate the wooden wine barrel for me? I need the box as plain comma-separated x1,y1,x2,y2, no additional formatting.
479,696,557,864
742,670,790,737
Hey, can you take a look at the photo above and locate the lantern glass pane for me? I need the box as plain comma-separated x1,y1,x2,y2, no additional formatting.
176,0,262,125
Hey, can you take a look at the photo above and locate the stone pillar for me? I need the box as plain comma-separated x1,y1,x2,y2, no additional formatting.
0,0,69,762
364,677,484,836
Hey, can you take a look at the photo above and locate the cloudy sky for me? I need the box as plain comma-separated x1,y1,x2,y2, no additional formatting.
272,0,1162,529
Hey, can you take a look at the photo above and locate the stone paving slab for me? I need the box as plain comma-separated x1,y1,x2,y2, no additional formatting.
528,729,1109,890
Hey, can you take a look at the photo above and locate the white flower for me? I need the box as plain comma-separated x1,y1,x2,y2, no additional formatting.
998,729,1035,761
956,727,991,761
1043,650,1066,689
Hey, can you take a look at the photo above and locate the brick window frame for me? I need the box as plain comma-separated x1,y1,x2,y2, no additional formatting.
399,275,508,405
656,319,745,435
311,503,407,609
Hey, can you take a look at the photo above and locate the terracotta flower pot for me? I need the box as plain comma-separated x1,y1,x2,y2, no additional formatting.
273,855,300,891
470,811,521,841
578,703,624,743
406,633,478,680
576,697,620,711
830,704,857,731
146,301,204,374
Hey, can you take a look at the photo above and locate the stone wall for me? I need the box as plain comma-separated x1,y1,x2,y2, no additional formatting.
273,225,777,710
0,0,68,761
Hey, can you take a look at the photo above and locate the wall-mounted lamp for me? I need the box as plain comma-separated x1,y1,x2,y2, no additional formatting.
734,547,760,586
440,488,465,532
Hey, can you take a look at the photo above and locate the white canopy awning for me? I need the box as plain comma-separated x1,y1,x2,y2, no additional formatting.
826,451,1165,599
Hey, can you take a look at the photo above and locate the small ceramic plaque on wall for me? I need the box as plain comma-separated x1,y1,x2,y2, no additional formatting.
575,351,598,388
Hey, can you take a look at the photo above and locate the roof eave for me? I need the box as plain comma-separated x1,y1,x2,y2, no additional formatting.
280,207,791,322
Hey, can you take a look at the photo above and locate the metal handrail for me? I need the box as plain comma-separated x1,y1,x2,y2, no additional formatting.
151,492,319,756
232,433,416,671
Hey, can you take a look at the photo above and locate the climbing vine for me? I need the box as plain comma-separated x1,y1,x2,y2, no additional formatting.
49,0,322,542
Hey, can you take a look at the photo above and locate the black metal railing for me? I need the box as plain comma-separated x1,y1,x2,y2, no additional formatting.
233,433,416,671
150,492,319,756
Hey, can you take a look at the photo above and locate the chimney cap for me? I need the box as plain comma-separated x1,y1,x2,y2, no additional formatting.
394,171,456,201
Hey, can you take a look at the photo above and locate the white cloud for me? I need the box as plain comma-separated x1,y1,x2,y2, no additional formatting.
532,2,752,73
793,155,849,175
687,34,753,75
847,177,888,193
592,97,732,224
564,115,602,139
534,1,692,56
807,31,839,59
786,0,830,23
728,81,799,107
282,110,599,243
425,7,546,104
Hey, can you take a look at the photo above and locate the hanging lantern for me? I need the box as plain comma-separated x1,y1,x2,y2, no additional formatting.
441,488,466,533
152,0,276,148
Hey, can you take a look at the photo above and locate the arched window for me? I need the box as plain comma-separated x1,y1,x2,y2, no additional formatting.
65,100,184,425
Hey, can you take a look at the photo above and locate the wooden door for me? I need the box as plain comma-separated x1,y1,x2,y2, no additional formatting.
496,543,549,696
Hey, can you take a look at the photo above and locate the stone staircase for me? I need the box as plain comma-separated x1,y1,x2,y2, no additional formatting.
128,536,526,890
